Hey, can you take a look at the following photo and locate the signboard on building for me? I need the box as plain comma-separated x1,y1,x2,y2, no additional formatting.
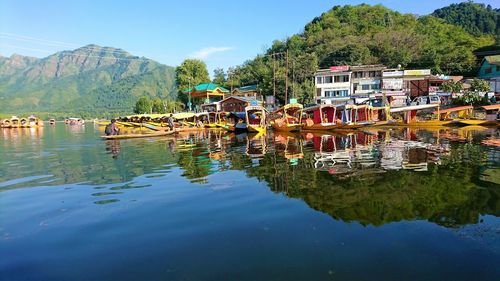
404,69,431,76
329,65,349,72
382,78,403,90
382,71,404,77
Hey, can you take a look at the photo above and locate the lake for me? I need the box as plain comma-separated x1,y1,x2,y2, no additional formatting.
1,124,499,281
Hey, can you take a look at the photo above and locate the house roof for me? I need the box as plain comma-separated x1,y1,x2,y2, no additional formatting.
182,83,229,94
484,55,500,66
234,85,258,92
221,96,261,104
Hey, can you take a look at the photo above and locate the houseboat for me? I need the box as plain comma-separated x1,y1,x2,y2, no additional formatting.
271,103,303,132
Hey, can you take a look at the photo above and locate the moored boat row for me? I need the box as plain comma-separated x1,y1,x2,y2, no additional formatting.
1,116,44,128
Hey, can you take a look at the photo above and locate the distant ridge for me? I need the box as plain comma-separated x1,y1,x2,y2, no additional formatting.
0,44,176,117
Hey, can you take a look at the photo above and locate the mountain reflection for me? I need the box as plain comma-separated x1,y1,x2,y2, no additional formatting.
1,126,499,228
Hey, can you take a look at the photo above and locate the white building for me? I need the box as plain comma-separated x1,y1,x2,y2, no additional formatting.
314,66,352,104
350,65,385,95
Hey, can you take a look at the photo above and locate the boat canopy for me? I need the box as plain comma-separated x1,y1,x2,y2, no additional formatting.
433,105,473,115
172,112,195,120
390,104,439,113
482,104,500,111
302,104,337,112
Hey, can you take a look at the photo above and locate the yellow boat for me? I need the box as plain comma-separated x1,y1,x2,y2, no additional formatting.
338,104,374,129
271,103,303,132
457,104,500,126
301,104,343,131
390,104,452,127
245,105,267,134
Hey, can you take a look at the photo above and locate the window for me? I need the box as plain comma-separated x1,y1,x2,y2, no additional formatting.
362,85,370,90
324,90,349,97
485,67,492,74
334,75,349,83
369,71,376,77
372,84,380,90
324,76,333,83
316,76,323,84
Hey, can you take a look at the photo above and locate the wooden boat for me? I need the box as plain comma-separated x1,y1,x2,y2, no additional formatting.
301,104,342,130
432,105,473,125
0,119,11,128
390,104,451,127
49,119,56,125
204,112,219,128
457,104,500,126
338,104,374,129
215,112,229,128
66,118,85,125
19,117,28,128
367,105,392,126
27,116,43,127
271,103,303,132
223,112,247,132
245,105,267,134
101,130,177,140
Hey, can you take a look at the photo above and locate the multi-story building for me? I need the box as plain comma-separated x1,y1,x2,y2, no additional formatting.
403,69,431,97
380,69,406,107
477,55,500,94
314,66,352,104
350,64,385,95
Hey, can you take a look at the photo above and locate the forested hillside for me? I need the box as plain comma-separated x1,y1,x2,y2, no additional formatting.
226,4,496,104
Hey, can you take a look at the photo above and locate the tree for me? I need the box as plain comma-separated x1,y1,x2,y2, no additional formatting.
151,98,166,114
175,59,210,104
212,68,226,86
440,81,462,93
134,96,152,114
470,78,490,92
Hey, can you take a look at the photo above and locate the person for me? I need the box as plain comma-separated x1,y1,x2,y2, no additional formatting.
105,119,120,136
167,114,175,131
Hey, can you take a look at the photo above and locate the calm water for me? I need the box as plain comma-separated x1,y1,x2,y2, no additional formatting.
1,124,500,281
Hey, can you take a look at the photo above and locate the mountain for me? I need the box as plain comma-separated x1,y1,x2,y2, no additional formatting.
226,4,496,104
432,1,499,37
0,45,176,117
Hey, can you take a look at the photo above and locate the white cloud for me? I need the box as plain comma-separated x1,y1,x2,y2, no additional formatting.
189,46,234,59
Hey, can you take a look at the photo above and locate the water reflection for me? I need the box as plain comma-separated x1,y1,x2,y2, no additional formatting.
1,125,499,228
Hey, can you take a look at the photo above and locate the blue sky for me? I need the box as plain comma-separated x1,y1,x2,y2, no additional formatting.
1,0,498,76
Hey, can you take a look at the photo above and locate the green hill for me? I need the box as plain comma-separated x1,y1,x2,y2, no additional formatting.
0,45,176,118
228,4,496,104
432,1,499,37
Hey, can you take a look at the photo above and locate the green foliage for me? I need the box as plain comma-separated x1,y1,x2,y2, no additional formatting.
212,68,226,86
175,59,210,104
432,1,499,37
453,91,488,106
0,45,176,118
440,80,462,93
151,98,166,114
470,78,490,92
134,96,152,114
228,4,494,104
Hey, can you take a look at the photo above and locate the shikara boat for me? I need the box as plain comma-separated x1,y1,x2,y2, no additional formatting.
66,118,85,125
245,105,267,134
338,104,374,129
301,104,342,131
215,112,229,128
389,104,451,127
224,112,247,132
0,118,11,128
457,104,500,126
432,105,473,125
49,119,56,125
101,129,177,140
271,103,303,132
367,105,392,126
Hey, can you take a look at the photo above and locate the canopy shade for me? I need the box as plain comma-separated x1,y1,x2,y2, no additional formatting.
183,83,229,98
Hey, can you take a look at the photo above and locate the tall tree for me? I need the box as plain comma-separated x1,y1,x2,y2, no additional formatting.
134,96,152,114
212,68,226,86
151,98,166,114
175,59,210,103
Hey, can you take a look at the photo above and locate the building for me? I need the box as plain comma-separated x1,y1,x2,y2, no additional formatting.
380,69,406,107
403,69,431,97
350,64,385,95
314,66,352,104
219,96,262,112
231,85,262,100
477,55,500,94
183,83,229,108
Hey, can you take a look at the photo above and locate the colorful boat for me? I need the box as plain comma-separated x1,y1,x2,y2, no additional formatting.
66,118,85,125
367,105,392,126
49,119,56,125
389,104,451,127
338,104,374,129
432,105,473,125
271,103,303,132
457,104,500,126
101,130,177,140
215,112,229,128
224,112,247,132
301,104,342,131
245,105,267,134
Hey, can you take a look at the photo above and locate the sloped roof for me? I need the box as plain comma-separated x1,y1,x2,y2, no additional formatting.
234,85,258,92
221,96,261,104
484,55,500,66
183,83,229,94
